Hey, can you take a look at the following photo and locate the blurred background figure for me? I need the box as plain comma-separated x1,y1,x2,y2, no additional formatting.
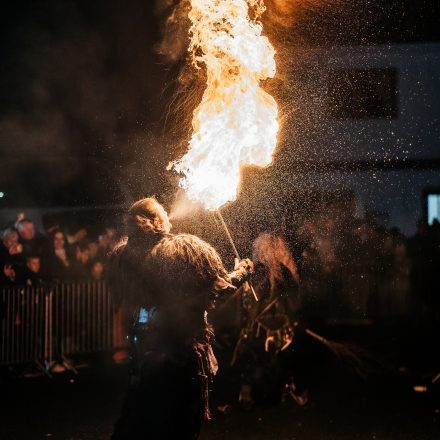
74,241,92,280
98,227,118,260
22,255,45,287
232,232,302,409
43,229,74,282
0,227,23,263
91,260,105,281
0,227,24,285
16,216,45,256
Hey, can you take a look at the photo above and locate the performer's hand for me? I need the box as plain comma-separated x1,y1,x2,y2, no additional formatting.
237,258,254,274
228,259,254,290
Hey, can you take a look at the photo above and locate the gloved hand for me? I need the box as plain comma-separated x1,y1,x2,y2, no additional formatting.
234,258,254,274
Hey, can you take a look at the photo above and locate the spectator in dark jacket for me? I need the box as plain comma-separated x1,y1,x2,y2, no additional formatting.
73,241,92,280
42,229,74,281
16,218,46,256
21,255,46,287
91,260,105,281
0,228,25,285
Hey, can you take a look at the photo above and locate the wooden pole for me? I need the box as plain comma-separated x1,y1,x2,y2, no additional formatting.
216,210,258,302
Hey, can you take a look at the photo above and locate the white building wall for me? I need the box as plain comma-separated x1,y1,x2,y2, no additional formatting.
281,43,440,235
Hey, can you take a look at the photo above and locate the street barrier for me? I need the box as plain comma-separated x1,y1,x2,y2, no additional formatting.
0,269,416,368
0,281,115,367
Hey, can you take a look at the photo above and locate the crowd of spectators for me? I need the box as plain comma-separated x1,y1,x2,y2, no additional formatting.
0,213,119,287
1,207,439,321
286,208,440,320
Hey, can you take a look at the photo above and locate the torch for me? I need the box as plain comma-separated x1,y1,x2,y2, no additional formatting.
215,209,259,302
169,0,279,301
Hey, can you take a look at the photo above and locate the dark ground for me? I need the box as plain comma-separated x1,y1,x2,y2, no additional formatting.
1,323,439,440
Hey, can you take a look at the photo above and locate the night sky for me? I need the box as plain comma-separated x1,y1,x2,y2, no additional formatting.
0,0,439,208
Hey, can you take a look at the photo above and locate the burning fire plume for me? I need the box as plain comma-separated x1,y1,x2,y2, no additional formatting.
169,0,279,211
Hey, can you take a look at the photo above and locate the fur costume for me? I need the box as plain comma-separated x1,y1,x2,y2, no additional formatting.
110,232,251,440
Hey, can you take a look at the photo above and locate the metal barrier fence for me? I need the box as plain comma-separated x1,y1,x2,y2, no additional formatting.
0,281,115,367
0,270,425,367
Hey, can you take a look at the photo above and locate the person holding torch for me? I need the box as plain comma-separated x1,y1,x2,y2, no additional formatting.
109,197,253,440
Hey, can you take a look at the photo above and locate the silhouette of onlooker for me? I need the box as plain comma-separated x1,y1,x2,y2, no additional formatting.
21,255,46,287
0,228,25,284
16,217,46,256
91,261,105,281
42,230,74,281
73,241,92,280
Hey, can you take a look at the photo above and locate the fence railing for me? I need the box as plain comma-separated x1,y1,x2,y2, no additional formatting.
0,269,429,367
0,281,115,367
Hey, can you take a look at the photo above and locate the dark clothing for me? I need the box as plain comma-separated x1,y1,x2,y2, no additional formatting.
19,233,46,257
107,234,160,309
0,243,11,264
0,243,25,269
19,267,46,287
0,269,18,286
109,232,250,439
41,247,74,282
71,262,92,281
0,244,25,285
112,342,211,440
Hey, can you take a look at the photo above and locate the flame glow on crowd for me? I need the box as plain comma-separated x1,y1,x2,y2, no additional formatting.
169,0,279,211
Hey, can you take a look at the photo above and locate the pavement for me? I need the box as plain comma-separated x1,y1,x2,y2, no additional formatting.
0,323,439,440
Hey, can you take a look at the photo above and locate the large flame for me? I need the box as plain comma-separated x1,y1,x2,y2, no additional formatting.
169,0,279,211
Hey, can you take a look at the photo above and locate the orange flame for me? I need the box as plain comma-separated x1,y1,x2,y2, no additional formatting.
169,0,278,211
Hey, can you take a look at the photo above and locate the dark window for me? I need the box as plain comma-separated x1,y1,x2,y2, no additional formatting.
328,68,398,119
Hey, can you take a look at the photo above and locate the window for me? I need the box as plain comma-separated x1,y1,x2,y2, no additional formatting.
328,68,398,119
427,193,440,225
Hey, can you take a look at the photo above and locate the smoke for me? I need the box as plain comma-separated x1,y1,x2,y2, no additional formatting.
154,0,191,63
152,0,347,61
151,0,347,129
168,190,202,221
150,0,322,215
153,0,335,63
